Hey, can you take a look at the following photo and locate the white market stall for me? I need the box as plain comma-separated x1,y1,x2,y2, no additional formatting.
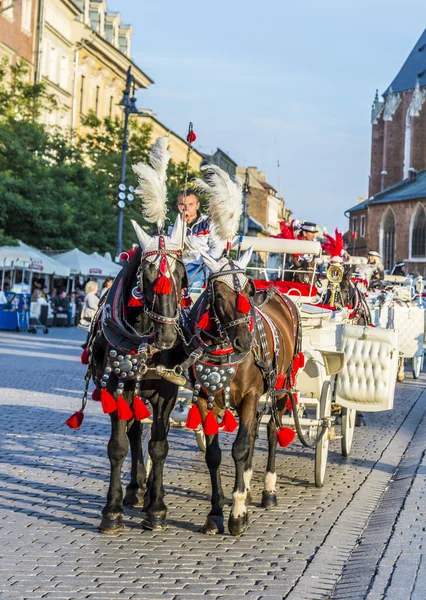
53,248,121,290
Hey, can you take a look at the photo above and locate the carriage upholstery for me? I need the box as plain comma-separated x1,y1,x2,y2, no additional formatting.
253,280,318,297
391,304,424,358
335,324,399,412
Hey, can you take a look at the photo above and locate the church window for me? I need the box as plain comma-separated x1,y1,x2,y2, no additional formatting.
411,205,426,258
360,215,366,237
351,216,357,235
382,209,396,270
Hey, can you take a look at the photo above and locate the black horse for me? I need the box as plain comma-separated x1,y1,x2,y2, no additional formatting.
87,222,189,534
322,265,371,325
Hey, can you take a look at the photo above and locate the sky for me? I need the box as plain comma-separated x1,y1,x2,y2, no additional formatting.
108,0,426,232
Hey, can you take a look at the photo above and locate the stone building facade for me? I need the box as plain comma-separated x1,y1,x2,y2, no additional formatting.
346,28,426,274
0,0,37,72
236,166,283,236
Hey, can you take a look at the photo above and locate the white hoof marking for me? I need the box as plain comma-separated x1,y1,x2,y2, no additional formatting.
231,491,247,518
264,471,277,493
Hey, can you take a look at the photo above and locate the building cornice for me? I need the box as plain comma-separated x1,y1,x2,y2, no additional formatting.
81,24,153,88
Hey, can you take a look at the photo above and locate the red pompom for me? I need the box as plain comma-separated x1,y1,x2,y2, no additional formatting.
66,410,84,430
236,293,251,314
92,388,101,402
117,396,133,421
159,256,167,275
133,396,151,420
100,389,117,414
277,426,296,448
197,311,212,330
204,410,219,435
275,373,285,390
120,248,136,261
187,130,196,143
185,404,203,430
154,275,172,295
81,348,89,365
128,296,144,307
220,409,238,432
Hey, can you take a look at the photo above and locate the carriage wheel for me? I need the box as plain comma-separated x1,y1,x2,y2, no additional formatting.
314,380,331,488
195,429,206,453
341,407,356,457
412,354,423,379
141,422,152,479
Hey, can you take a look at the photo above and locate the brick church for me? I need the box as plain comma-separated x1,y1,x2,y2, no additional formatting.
346,29,426,275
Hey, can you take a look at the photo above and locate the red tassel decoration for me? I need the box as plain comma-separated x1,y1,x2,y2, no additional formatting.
220,409,238,432
285,392,298,411
197,311,212,330
128,296,144,307
275,373,285,390
92,388,101,402
277,427,296,448
159,256,167,275
117,396,134,421
204,410,219,435
81,348,89,365
66,410,84,430
133,396,151,420
185,404,203,430
154,275,172,295
100,389,117,414
181,294,192,308
236,293,251,314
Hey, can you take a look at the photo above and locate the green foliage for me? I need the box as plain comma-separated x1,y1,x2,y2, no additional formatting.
0,60,201,254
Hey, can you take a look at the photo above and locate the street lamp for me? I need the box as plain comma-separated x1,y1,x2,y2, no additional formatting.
241,168,251,235
115,67,139,261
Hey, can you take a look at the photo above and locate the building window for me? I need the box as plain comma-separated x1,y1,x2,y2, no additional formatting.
2,0,14,20
411,205,426,258
351,216,357,235
89,8,99,32
109,95,114,117
95,85,100,116
21,0,32,32
382,209,396,270
360,215,366,238
79,75,85,114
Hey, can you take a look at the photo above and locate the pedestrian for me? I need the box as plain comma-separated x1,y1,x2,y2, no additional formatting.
79,281,99,348
100,277,114,298
168,189,224,292
52,290,73,327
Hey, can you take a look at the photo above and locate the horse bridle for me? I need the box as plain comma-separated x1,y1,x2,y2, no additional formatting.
137,244,187,327
206,262,255,337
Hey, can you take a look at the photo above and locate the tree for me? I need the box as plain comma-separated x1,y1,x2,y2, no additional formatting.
0,59,201,254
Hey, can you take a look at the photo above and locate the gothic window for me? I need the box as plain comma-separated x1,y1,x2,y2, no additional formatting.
382,209,396,270
411,205,426,258
360,215,366,237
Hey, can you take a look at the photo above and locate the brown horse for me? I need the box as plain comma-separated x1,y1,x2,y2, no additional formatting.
186,250,300,536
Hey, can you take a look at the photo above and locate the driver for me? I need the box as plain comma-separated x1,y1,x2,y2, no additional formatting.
292,221,318,270
366,251,384,285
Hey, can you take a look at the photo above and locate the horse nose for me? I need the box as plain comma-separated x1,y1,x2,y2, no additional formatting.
233,336,250,354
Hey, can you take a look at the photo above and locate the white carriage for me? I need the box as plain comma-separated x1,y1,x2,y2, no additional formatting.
366,274,424,379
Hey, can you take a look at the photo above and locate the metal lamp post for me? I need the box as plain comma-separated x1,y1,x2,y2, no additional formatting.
115,67,139,261
242,167,251,235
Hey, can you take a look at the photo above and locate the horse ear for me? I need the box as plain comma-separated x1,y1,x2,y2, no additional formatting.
198,248,220,273
169,213,185,248
236,246,253,270
131,220,152,250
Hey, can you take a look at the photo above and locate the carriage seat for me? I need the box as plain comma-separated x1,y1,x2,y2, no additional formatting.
253,280,318,297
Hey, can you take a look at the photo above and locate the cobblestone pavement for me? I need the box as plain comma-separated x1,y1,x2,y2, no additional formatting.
0,328,425,600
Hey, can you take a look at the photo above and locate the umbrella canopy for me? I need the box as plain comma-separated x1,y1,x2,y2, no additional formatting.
18,242,70,277
90,252,121,277
53,248,116,277
0,243,70,276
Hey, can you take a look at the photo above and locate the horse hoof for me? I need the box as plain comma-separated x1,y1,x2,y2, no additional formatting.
397,376,405,382
228,512,249,536
245,490,252,505
203,515,224,535
123,490,145,507
261,491,278,509
355,413,367,427
99,515,124,534
142,514,167,531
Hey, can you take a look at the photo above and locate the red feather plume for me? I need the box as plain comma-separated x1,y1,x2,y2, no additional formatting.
322,228,345,258
273,220,296,240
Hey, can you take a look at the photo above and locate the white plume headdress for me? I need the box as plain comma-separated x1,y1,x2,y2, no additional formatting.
194,165,243,243
132,136,172,232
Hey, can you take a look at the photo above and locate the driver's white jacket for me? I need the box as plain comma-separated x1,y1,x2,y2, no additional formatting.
168,212,224,266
